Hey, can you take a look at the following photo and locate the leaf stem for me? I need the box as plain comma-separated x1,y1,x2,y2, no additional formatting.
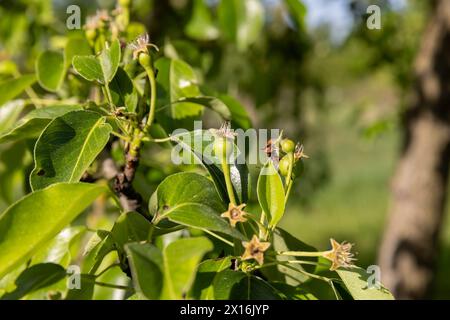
103,84,114,110
221,157,237,205
245,212,268,234
202,229,234,247
143,65,157,131
276,261,335,283
147,223,155,242
93,281,131,290
81,274,132,290
277,250,326,257
95,263,121,278
284,152,294,204
263,258,324,269
110,131,130,141
238,223,248,239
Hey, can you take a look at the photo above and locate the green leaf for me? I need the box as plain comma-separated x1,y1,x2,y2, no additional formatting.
190,257,232,299
125,242,164,300
0,182,106,278
65,274,95,300
336,267,394,300
72,39,120,85
32,226,85,268
149,172,244,240
218,0,264,51
0,74,36,107
0,265,26,296
64,37,92,69
162,237,213,299
109,67,138,112
155,58,203,119
172,96,230,119
170,95,251,130
263,228,317,285
269,282,317,300
172,130,249,204
0,142,27,205
0,100,25,134
218,94,252,130
82,230,115,274
110,212,151,251
93,262,128,300
0,105,82,144
284,0,307,31
185,0,219,41
1,263,66,300
36,51,65,92
212,269,246,299
218,0,238,41
30,110,112,190
72,55,103,83
257,161,285,228
213,270,279,300
99,39,121,83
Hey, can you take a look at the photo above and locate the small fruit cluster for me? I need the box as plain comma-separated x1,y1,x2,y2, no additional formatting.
278,139,307,179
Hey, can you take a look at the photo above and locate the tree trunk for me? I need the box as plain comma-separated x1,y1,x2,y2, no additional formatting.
378,0,450,299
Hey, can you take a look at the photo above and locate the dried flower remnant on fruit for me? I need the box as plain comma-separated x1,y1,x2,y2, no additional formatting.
323,238,356,271
210,122,237,140
294,143,309,161
129,34,159,60
221,203,248,227
263,139,281,167
241,235,271,265
263,139,275,157
211,122,238,160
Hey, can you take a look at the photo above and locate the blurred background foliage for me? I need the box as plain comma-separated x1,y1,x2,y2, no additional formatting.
1,0,449,298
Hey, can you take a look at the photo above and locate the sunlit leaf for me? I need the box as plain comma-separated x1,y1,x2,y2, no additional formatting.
185,0,219,41
109,67,138,112
99,39,121,83
0,263,66,300
36,51,65,92
336,267,394,300
0,74,36,107
257,161,285,227
155,57,203,119
190,257,232,299
110,212,151,252
72,39,120,84
149,172,244,240
0,100,25,134
218,0,264,51
213,270,279,300
30,110,112,190
125,242,163,300
72,56,103,83
0,105,82,144
171,130,249,204
64,37,92,69
32,226,85,268
161,237,213,299
0,182,106,278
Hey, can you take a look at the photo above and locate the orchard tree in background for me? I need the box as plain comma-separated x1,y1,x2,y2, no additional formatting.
379,0,450,299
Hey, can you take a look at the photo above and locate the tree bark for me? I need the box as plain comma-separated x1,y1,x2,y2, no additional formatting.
113,142,143,213
378,0,450,299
